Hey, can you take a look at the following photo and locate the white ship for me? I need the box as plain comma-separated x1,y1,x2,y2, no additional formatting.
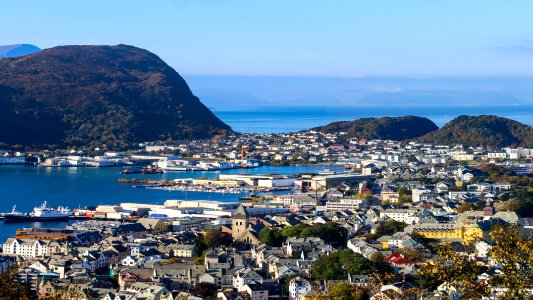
2,201,72,222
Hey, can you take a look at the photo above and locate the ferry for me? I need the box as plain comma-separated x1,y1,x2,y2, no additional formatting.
2,201,72,222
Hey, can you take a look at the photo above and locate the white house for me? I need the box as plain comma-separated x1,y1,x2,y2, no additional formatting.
232,267,263,291
289,276,312,300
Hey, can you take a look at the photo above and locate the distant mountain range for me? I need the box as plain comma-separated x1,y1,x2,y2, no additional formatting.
312,115,533,148
184,75,533,108
0,44,231,149
0,44,40,58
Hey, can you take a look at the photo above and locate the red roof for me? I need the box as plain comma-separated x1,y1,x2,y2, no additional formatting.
384,252,414,265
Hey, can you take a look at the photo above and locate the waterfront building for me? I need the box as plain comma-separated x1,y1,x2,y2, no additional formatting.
3,238,68,258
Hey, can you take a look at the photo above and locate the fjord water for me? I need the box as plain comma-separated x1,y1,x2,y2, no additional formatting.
0,165,343,241
213,105,533,133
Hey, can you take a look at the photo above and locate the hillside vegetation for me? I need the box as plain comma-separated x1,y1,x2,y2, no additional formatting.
0,45,231,149
419,115,533,147
312,116,439,140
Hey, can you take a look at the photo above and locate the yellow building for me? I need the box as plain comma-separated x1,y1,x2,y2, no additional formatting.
405,222,482,244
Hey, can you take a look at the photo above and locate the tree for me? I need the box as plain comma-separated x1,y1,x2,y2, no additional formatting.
456,201,484,213
419,225,533,299
300,222,348,247
203,230,232,248
488,225,533,299
193,230,232,265
398,186,412,202
369,252,393,274
0,268,31,300
193,236,208,265
311,250,373,280
281,224,309,238
397,248,423,262
194,282,217,298
373,220,407,238
280,274,301,296
418,244,484,297
56,283,93,300
258,227,284,247
327,283,369,300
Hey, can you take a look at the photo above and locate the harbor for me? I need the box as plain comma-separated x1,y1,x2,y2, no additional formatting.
0,164,344,241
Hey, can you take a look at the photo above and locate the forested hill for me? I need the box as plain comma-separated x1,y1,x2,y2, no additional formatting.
311,116,439,141
419,115,533,148
0,45,231,149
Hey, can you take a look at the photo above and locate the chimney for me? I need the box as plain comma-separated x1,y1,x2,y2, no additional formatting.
484,198,494,217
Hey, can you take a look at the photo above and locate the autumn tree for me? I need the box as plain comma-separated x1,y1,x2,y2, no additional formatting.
203,230,232,248
419,225,533,299
56,283,93,300
487,225,533,299
397,248,423,262
327,283,369,300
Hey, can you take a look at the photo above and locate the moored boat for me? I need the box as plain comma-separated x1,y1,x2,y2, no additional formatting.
2,201,71,222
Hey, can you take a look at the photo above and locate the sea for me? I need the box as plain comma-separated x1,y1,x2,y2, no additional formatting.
212,105,533,133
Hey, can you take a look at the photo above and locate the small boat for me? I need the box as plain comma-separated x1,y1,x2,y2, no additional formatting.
141,165,164,174
121,168,142,174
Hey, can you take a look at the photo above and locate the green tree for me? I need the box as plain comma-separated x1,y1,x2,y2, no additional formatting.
300,222,348,247
281,224,309,238
280,274,301,296
194,282,217,298
311,250,373,280
258,227,284,247
369,252,393,274
373,220,407,238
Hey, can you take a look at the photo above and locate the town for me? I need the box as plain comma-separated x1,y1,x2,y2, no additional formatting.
0,130,532,299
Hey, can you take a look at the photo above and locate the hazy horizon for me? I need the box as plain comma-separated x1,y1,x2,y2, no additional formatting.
4,0,533,78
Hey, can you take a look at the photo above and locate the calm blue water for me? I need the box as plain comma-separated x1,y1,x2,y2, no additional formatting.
213,105,533,133
0,165,343,241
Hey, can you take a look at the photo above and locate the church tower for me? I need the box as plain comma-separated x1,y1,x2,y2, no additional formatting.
232,204,249,240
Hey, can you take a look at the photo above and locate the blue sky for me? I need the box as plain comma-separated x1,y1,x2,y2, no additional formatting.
2,0,533,76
